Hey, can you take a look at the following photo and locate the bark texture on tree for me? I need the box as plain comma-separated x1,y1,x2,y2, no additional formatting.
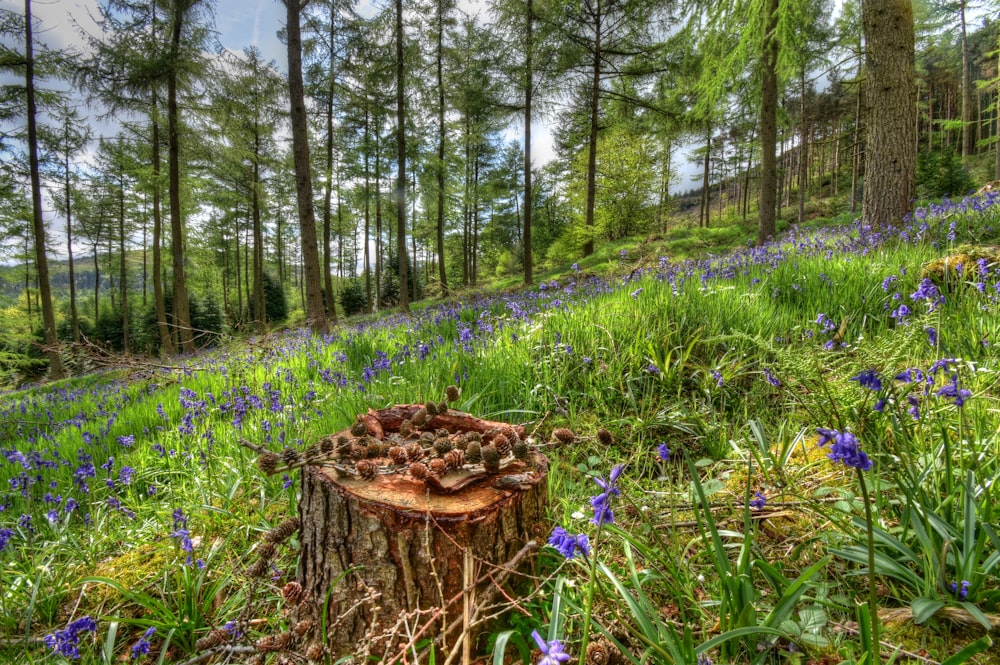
862,0,916,227
285,0,328,333
294,408,546,662
757,0,779,245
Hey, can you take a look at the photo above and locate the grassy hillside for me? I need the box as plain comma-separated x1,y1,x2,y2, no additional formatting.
3,192,1000,663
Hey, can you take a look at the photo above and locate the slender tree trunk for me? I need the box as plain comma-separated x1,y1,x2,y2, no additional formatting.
582,0,602,257
64,132,80,344
435,0,449,295
996,49,1000,179
700,124,711,228
960,0,973,162
118,170,129,354
928,83,934,152
472,152,479,285
323,13,337,320
862,0,916,226
253,139,265,331
375,128,383,310
167,0,195,353
285,0,327,332
151,105,174,354
93,248,100,322
395,0,409,312
851,73,863,214
757,0,779,244
523,0,533,285
798,69,808,224
364,103,372,312
24,0,64,378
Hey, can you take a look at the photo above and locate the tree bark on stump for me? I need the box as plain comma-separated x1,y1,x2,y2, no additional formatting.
295,406,548,663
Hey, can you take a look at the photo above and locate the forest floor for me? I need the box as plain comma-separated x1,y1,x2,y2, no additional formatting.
3,192,1000,664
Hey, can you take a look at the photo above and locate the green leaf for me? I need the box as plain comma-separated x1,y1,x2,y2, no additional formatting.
910,597,945,624
941,635,993,665
493,630,530,665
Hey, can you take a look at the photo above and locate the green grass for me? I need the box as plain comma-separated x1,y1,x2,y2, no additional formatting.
4,195,1000,663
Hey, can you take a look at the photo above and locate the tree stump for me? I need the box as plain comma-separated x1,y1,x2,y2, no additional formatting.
294,404,548,663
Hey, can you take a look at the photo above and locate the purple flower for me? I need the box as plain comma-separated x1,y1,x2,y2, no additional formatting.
590,464,623,526
925,327,938,347
891,303,911,322
119,466,135,485
849,369,882,391
657,443,671,462
949,580,971,601
547,526,591,559
131,627,156,660
631,288,643,299
749,491,767,510
117,434,135,448
936,376,971,407
531,630,572,665
711,370,723,387
763,368,781,386
0,527,14,552
282,474,293,489
818,429,872,471
873,398,887,413
911,278,940,302
43,616,97,659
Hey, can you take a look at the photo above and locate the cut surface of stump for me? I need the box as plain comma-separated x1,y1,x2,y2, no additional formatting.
295,405,548,663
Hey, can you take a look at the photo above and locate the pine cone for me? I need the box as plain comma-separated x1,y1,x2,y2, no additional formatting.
255,632,295,653
257,452,280,474
246,558,269,579
437,401,449,415
281,447,301,465
195,629,230,651
597,428,613,446
320,436,335,455
282,581,305,605
388,446,409,465
399,419,413,437
425,401,438,416
350,420,368,437
258,542,277,562
482,445,500,473
292,619,313,636
405,443,425,462
445,385,460,403
409,462,428,480
552,428,575,444
443,449,465,470
428,458,449,477
265,518,301,544
412,409,428,427
466,441,482,464
495,434,513,457
433,437,453,455
356,459,379,480
585,638,618,665
305,643,326,662
512,440,529,460
350,444,367,461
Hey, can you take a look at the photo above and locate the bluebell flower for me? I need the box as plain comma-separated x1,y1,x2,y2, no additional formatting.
750,491,767,510
631,288,643,299
873,398,887,413
948,580,971,601
763,368,781,386
925,327,938,347
0,527,14,552
849,369,882,391
119,466,135,485
818,429,872,471
547,526,590,559
117,434,135,448
131,627,156,660
657,443,671,462
936,375,971,407
531,630,572,665
43,616,97,659
711,370,723,387
590,464,624,526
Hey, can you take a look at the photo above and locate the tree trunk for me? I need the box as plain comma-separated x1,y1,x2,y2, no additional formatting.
167,0,195,354
523,0,533,286
24,0,64,379
395,0,409,312
960,0,973,162
323,15,336,320
700,124,711,228
798,69,808,224
253,139,265,332
862,0,916,227
996,49,1000,179
118,170,129,355
851,74,863,214
436,0,449,296
294,405,546,662
151,106,174,355
285,0,328,333
758,0,779,244
64,133,80,344
582,0,602,258
364,102,373,312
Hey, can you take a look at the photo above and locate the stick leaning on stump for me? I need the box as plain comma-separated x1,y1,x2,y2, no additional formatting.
244,388,550,663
